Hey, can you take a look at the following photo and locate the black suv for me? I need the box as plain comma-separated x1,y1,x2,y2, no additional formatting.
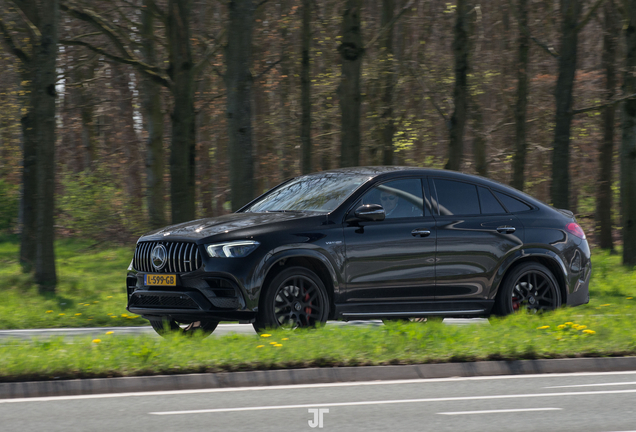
126,167,591,335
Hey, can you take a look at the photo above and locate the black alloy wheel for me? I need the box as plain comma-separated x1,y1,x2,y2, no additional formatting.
149,318,219,337
254,266,329,332
496,262,562,315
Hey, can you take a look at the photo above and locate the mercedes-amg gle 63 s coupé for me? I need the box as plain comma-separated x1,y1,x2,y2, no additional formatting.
126,167,591,336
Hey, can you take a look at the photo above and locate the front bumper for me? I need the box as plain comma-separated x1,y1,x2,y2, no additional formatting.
126,271,256,322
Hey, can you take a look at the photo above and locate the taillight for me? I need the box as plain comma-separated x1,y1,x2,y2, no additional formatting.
566,222,586,239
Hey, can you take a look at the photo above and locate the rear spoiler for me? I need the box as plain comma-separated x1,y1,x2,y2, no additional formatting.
557,208,574,218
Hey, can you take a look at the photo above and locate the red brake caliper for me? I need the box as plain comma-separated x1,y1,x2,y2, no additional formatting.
512,296,519,311
304,290,312,318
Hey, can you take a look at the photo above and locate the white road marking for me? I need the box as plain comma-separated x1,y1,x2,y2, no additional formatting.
438,408,562,415
148,389,636,416
3,370,636,404
545,381,636,389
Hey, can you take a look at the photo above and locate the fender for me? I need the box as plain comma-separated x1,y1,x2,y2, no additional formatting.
248,245,343,304
489,247,568,300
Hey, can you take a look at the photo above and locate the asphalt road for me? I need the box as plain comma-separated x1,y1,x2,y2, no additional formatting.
2,371,636,431
0,318,488,339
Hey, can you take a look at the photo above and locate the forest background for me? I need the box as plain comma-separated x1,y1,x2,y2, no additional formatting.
0,0,635,292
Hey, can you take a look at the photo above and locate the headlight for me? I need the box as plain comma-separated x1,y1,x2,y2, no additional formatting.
206,240,260,258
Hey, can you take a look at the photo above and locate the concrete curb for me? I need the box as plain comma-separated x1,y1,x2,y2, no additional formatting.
2,356,636,399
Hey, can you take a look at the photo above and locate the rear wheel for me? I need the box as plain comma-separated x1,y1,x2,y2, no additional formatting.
254,266,329,332
495,262,561,315
148,318,219,337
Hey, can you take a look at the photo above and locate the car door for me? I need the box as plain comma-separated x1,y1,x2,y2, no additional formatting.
430,178,524,301
343,178,436,305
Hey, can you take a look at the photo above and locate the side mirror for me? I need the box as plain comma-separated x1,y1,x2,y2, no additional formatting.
348,204,385,222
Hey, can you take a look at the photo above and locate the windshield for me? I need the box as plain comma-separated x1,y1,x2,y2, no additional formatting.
244,173,371,213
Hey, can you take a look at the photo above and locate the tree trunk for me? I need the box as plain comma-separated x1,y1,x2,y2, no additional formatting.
141,0,166,229
550,0,581,209
31,0,59,292
445,0,470,172
278,0,292,180
338,0,364,168
225,0,255,211
597,0,618,251
167,0,196,223
381,0,395,166
471,94,487,176
300,0,312,174
622,0,636,266
511,0,530,190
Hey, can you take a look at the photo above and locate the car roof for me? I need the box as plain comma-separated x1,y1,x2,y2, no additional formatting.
310,166,550,210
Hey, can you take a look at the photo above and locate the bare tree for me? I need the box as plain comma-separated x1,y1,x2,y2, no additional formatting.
300,0,312,174
445,0,470,171
339,0,364,168
225,0,255,210
0,0,59,291
511,0,530,190
622,0,636,265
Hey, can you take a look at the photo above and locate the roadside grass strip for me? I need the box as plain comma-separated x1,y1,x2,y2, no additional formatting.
1,303,636,382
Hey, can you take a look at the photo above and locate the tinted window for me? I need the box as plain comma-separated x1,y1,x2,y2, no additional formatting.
360,179,424,219
478,187,507,214
434,179,480,216
493,191,532,213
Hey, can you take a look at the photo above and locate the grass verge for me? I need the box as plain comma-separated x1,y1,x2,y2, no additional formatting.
1,307,635,382
0,237,145,328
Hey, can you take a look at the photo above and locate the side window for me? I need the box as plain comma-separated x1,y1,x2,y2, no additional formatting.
478,187,507,214
493,191,532,213
360,179,424,219
434,179,480,216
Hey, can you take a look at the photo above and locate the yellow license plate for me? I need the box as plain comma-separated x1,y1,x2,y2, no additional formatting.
144,274,176,286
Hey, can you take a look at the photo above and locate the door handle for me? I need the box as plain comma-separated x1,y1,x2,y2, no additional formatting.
411,229,431,237
497,226,516,234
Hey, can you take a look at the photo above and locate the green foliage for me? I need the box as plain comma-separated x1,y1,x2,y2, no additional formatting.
0,180,19,233
58,168,144,242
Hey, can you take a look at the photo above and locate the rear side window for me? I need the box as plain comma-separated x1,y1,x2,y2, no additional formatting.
478,187,507,214
433,179,480,216
493,191,532,213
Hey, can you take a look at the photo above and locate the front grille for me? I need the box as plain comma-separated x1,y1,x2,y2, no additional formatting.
129,292,199,309
133,241,202,273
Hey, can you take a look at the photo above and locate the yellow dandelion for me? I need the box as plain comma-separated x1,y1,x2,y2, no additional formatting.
270,341,277,345
274,344,283,347
601,304,611,307
110,316,117,318
282,338,289,341
92,339,101,343
583,329,596,334
577,325,587,330
537,326,550,330
45,310,53,313
106,296,113,299
107,313,113,315
557,325,566,329
564,322,574,326
58,313,65,316
106,331,114,335
256,345,264,348
121,314,128,317
75,313,82,316
93,301,99,303
261,334,271,338
627,297,633,300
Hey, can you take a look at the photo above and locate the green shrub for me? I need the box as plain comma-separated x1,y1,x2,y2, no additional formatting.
58,168,144,242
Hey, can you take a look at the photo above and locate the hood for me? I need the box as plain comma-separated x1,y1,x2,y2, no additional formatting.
139,211,320,241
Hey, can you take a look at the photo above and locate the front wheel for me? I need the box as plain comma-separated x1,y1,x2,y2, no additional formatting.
148,318,219,338
254,266,330,332
495,262,562,315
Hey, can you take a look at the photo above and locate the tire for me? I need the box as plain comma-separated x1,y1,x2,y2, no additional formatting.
148,317,219,338
253,266,330,332
494,262,562,316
